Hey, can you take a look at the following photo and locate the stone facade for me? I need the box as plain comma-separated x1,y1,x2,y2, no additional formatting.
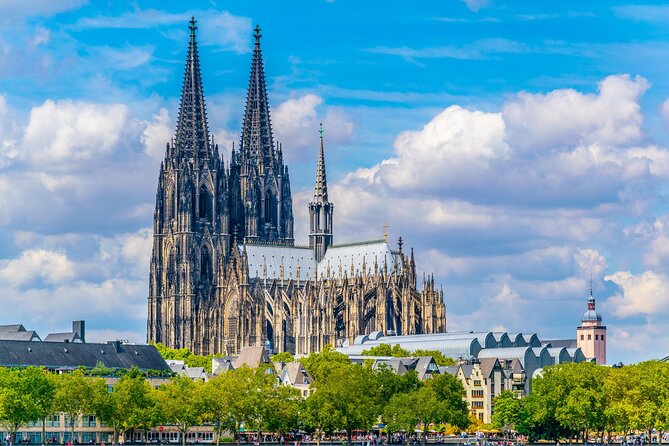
147,20,446,356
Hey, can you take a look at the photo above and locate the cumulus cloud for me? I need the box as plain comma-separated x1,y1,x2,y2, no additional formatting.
0,249,74,287
22,99,131,165
0,229,151,341
504,75,649,152
142,108,173,160
272,94,354,160
198,12,252,54
606,270,669,317
0,95,19,166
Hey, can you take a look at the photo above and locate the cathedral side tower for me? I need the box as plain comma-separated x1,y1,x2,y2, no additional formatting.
230,26,294,245
308,124,334,262
148,18,228,353
576,284,607,364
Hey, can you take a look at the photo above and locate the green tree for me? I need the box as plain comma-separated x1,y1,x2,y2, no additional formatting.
155,376,204,446
0,368,38,443
383,392,420,444
22,368,57,446
98,368,158,444
373,365,420,406
303,388,338,446
308,363,379,446
361,344,410,357
413,374,469,445
202,369,247,445
270,352,295,363
299,345,350,382
54,370,107,442
265,384,302,436
491,391,523,436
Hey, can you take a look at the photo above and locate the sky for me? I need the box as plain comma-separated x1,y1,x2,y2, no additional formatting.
0,0,668,364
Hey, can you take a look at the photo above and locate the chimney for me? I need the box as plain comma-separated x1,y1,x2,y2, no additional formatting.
73,321,86,343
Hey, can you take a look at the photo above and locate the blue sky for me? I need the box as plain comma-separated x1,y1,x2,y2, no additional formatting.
0,0,668,363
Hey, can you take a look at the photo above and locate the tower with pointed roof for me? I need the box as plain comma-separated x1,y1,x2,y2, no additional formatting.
147,20,445,356
147,17,230,354
576,284,607,364
229,25,294,245
309,124,334,262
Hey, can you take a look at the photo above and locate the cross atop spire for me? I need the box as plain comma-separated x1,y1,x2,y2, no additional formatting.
313,123,328,202
240,24,273,163
174,16,211,159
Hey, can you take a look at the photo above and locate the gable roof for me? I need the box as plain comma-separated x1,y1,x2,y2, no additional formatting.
44,332,81,343
233,346,269,369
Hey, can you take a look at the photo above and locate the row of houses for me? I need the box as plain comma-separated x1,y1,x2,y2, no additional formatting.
336,330,587,424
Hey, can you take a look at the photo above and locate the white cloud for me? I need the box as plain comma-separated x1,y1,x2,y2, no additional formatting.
73,9,252,54
0,95,19,166
142,108,173,160
0,0,85,22
198,12,252,54
462,0,490,12
503,75,649,152
605,270,669,317
0,249,74,286
272,94,354,158
22,99,130,165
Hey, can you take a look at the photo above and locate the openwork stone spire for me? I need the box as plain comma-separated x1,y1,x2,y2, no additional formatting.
240,25,274,161
174,17,211,158
314,123,328,202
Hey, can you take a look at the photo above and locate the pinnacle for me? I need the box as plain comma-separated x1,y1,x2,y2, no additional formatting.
314,123,328,202
174,17,211,159
240,24,273,163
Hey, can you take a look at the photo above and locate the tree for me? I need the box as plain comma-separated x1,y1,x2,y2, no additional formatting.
412,374,469,445
383,392,420,444
54,370,107,443
155,376,204,446
0,369,38,444
98,368,158,444
299,345,351,382
22,368,57,446
303,388,338,446
361,344,410,357
373,365,420,406
270,352,295,363
308,363,379,446
265,384,302,437
492,391,523,436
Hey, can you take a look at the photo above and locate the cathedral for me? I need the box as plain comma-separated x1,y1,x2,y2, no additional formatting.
147,19,446,356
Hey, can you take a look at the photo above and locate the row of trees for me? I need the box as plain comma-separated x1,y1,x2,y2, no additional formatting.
492,361,669,442
0,347,471,446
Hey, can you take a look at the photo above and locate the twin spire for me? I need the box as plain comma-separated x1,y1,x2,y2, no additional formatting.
240,24,274,162
173,19,329,197
174,17,211,158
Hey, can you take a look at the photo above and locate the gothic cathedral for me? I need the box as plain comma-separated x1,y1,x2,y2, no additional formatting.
147,19,446,355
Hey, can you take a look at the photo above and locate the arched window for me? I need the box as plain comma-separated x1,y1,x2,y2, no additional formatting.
264,191,277,227
199,185,213,222
165,187,175,223
200,248,212,284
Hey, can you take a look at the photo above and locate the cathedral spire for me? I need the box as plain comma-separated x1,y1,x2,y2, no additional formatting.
174,17,211,158
240,25,273,161
314,123,328,202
